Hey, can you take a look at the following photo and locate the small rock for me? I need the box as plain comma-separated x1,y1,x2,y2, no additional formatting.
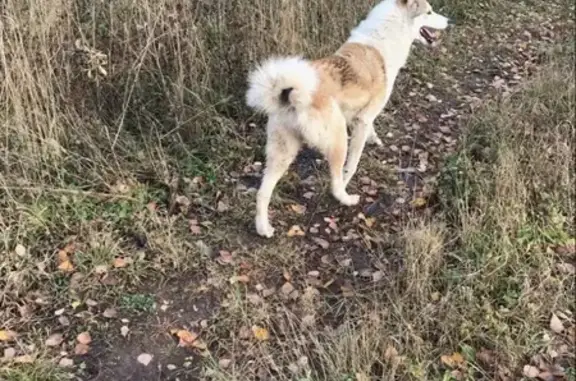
121,326,130,337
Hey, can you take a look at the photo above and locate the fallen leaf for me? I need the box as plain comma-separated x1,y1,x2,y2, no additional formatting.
58,316,70,327
189,220,202,235
523,365,540,378
252,326,270,341
175,195,190,207
384,345,399,361
217,201,230,212
86,299,98,307
45,333,64,347
556,263,575,275
58,357,74,368
14,354,34,364
538,371,554,381
287,225,305,237
74,343,90,355
441,352,465,368
229,275,250,284
550,313,564,333
113,257,131,268
303,192,315,199
312,237,330,249
3,347,16,360
246,293,263,305
364,217,376,228
281,282,296,296
94,265,108,275
137,353,153,366
290,204,307,214
476,348,495,367
0,330,17,342
77,332,92,345
341,285,354,297
219,358,232,369
216,250,233,265
58,259,74,273
372,271,384,282
103,308,117,318
172,329,199,347
411,197,427,208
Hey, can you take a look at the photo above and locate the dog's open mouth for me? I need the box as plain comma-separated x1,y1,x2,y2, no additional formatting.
420,27,439,44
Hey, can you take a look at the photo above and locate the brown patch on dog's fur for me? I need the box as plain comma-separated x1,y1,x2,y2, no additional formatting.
311,43,387,120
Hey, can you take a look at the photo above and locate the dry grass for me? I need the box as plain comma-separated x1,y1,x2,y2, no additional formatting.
1,0,574,380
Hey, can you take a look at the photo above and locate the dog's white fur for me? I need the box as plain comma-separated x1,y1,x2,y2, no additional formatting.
247,0,451,237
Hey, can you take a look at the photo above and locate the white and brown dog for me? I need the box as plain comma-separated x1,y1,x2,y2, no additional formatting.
246,0,452,237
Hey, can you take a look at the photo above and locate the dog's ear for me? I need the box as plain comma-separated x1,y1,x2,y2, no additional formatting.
397,0,425,14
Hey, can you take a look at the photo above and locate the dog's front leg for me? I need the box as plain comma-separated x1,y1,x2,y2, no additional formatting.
343,119,370,187
255,126,301,238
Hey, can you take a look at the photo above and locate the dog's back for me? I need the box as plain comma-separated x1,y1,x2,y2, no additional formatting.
311,43,387,122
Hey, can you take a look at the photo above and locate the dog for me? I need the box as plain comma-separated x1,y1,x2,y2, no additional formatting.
246,0,452,238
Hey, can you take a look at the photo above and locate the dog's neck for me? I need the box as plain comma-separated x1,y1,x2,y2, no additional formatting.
346,1,415,84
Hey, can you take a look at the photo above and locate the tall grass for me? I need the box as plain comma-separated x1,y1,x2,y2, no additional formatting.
0,0,373,187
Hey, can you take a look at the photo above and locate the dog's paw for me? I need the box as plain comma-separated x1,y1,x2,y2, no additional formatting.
256,219,275,238
339,194,360,206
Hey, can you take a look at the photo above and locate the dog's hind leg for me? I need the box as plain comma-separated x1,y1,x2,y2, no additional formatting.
255,125,301,238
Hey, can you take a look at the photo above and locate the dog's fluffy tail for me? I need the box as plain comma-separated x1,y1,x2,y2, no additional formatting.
246,57,318,115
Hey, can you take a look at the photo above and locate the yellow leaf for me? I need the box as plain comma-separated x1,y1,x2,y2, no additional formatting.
289,204,307,215
174,329,199,347
287,225,305,237
0,330,17,342
365,217,376,228
58,259,75,273
441,352,465,368
252,325,270,341
411,197,427,208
